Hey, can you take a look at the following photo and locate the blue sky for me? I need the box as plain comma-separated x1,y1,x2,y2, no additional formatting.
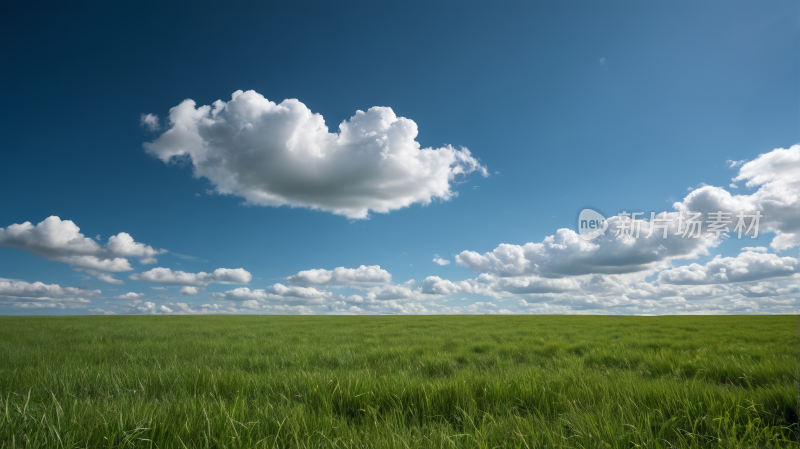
1,1,799,315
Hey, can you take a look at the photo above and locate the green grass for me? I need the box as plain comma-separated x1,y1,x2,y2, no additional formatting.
0,315,797,448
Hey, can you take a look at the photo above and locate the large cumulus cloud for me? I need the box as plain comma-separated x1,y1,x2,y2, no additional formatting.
143,90,488,219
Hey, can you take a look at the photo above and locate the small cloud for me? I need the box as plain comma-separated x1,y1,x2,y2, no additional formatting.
113,292,145,300
433,255,451,266
726,159,747,168
473,186,479,190
494,171,501,175
171,253,208,263
180,286,200,296
140,113,160,131
97,273,124,285
729,183,738,189
95,234,101,241
687,182,709,192
129,267,252,286
75,268,123,285
599,57,606,65
741,246,768,253
89,308,117,315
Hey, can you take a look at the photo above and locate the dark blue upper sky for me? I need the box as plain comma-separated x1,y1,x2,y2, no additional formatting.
1,1,798,315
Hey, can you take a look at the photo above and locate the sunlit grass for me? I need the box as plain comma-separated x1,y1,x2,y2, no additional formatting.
0,315,796,448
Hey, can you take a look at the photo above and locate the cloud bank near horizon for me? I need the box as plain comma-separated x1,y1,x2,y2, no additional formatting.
2,147,799,316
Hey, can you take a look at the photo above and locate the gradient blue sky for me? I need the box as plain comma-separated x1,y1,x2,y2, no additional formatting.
1,1,799,315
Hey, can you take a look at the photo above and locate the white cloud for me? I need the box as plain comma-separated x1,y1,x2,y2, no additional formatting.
356,300,432,314
76,269,125,285
257,304,319,314
113,292,146,300
179,286,200,295
143,90,488,219
0,216,165,271
0,279,95,310
241,299,261,310
140,113,159,131
223,147,800,316
117,299,183,315
0,280,99,298
265,283,331,300
420,275,508,299
6,298,92,309
96,272,124,284
171,303,230,314
129,267,252,286
358,281,433,302
432,256,450,266
726,159,747,168
106,233,163,264
676,146,800,251
493,276,582,294
420,276,471,295
467,302,498,314
456,213,717,278
132,301,158,314
286,265,392,286
658,251,797,285
438,148,800,314
213,284,333,306
89,309,118,315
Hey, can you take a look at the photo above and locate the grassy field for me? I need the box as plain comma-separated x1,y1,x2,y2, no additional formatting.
0,315,796,448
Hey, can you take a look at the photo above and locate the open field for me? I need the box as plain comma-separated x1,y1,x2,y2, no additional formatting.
0,315,797,448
